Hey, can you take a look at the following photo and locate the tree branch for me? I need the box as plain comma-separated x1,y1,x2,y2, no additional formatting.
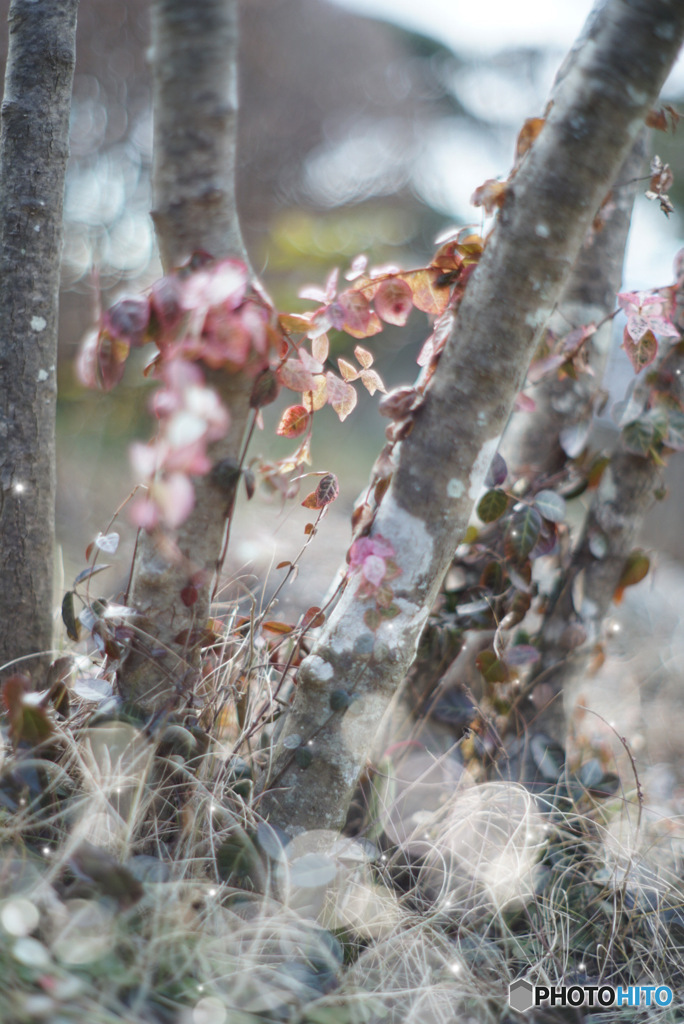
256,0,684,834
0,0,78,677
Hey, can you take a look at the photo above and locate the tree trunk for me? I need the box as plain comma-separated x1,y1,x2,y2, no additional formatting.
256,0,684,835
118,0,256,710
0,0,78,679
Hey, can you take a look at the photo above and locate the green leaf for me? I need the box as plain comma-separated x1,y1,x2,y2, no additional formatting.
61,591,80,641
363,608,382,631
216,832,260,881
476,488,509,523
614,549,650,603
475,650,510,684
533,489,566,523
379,603,400,620
504,506,542,561
622,417,655,456
73,563,111,587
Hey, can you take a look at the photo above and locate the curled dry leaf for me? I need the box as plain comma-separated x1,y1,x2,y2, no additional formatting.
471,178,507,214
378,386,420,420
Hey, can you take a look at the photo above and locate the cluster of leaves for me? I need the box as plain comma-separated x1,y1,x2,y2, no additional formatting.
346,535,402,632
78,231,485,529
431,257,684,708
615,257,684,461
78,254,278,527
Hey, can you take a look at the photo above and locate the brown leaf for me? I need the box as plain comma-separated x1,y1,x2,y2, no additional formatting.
301,606,325,629
515,116,545,165
262,620,294,635
471,178,507,214
399,269,450,315
378,386,420,420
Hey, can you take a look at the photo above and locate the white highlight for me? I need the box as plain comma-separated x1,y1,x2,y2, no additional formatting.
30,316,46,333
468,436,501,500
535,222,550,238
37,369,49,382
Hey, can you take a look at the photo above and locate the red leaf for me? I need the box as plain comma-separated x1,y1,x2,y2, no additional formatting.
301,606,325,629
622,326,658,373
315,472,339,507
277,405,310,439
375,278,413,326
301,472,339,510
180,584,199,607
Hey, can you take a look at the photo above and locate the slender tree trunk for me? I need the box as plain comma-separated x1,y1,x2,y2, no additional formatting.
500,135,646,478
118,0,256,710
523,337,684,751
0,0,78,678
257,0,684,835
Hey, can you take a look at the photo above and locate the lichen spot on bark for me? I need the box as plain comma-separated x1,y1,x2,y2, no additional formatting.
535,222,550,238
447,478,465,499
31,316,47,332
375,493,434,589
299,655,334,687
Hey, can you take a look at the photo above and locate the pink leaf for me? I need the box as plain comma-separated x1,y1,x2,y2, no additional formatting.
278,358,320,393
362,555,387,586
375,278,413,326
325,371,357,421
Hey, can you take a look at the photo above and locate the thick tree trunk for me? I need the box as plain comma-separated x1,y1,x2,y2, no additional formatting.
118,0,255,710
257,0,684,834
0,0,78,678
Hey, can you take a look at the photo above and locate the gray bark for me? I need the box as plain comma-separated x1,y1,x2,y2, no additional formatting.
0,0,78,677
118,0,255,710
257,0,684,834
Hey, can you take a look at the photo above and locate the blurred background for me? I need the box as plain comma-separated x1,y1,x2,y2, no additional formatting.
1,0,684,617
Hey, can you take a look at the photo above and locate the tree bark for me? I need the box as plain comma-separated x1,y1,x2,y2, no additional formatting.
0,0,78,678
118,0,256,710
256,0,684,835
